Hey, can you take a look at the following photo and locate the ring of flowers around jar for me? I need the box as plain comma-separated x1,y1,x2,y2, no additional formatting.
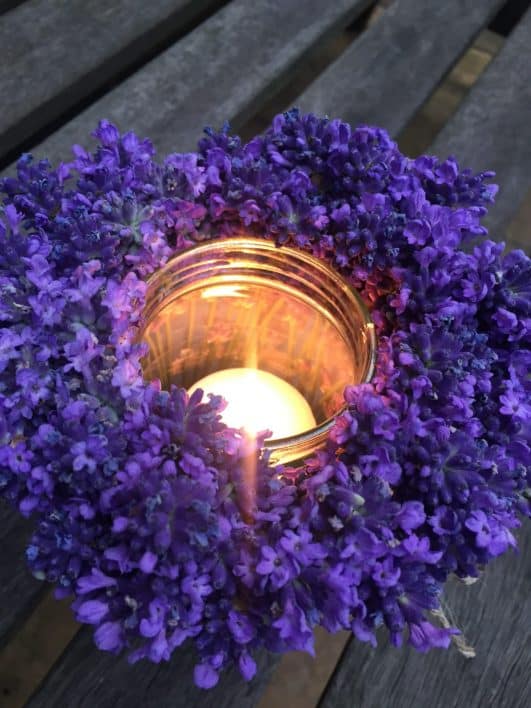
0,110,529,689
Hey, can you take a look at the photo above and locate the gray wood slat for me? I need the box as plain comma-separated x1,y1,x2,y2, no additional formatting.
318,522,531,708
14,0,373,167
0,504,46,648
295,0,505,138
431,7,531,240
27,634,279,708
0,0,222,161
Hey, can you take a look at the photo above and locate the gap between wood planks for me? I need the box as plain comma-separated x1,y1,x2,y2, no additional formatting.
397,29,504,156
0,13,521,708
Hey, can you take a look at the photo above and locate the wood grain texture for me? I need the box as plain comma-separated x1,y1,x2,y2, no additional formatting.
431,7,531,240
10,0,373,168
0,0,222,161
295,0,505,138
0,505,46,648
319,522,531,708
27,630,279,708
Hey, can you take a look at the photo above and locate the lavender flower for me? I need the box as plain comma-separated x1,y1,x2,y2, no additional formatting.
0,110,529,688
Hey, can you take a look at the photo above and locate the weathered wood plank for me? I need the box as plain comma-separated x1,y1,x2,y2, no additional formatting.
318,522,531,708
15,0,373,167
0,0,222,162
431,7,531,239
27,632,279,708
295,0,505,138
0,505,46,649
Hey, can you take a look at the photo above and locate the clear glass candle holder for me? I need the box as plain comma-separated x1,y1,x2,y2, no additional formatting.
138,238,376,464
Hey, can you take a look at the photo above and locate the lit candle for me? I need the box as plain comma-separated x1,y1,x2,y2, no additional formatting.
189,367,316,438
141,238,375,465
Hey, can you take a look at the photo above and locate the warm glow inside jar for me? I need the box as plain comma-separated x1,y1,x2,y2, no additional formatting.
139,238,376,464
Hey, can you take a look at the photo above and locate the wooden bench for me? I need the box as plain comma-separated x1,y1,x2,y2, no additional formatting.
0,1,529,706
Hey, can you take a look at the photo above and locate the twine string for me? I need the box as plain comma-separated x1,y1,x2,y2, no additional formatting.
431,583,477,659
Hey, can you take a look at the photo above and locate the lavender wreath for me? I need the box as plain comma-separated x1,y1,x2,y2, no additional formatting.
0,110,529,689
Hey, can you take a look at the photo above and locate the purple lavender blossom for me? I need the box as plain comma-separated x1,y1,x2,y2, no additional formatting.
0,110,529,688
